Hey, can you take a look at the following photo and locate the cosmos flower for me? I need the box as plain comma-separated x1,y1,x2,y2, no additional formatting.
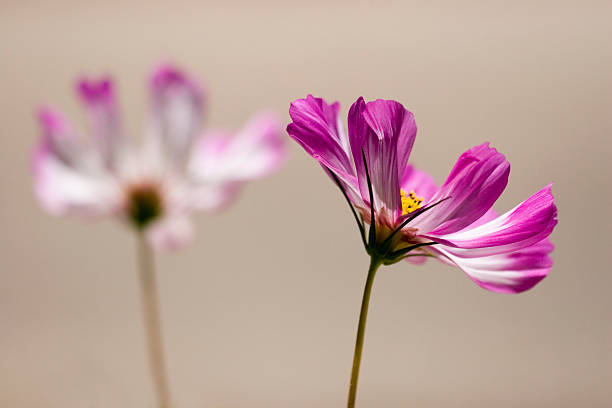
32,64,286,250
32,64,286,408
287,95,557,408
287,95,557,293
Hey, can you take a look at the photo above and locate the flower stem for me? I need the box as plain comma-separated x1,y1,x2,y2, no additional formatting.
137,233,172,408
347,256,382,408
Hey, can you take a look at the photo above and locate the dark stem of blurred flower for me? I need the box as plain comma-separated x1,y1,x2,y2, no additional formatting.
137,233,172,408
348,255,382,408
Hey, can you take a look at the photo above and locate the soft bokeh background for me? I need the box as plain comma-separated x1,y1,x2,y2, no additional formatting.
1,1,610,407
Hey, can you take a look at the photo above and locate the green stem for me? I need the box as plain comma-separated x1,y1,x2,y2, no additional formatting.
137,233,172,408
347,256,382,408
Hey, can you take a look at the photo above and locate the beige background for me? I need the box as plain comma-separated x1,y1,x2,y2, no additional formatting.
1,1,611,407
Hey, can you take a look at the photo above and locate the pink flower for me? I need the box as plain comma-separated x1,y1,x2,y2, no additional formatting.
287,95,557,293
32,64,286,251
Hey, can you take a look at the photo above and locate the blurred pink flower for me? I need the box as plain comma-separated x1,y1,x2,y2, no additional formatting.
287,95,557,293
32,64,286,250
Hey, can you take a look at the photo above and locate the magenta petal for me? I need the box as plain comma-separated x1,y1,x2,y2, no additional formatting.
151,64,205,106
77,77,115,106
456,208,499,231
436,239,554,293
36,107,83,166
348,98,416,214
76,77,123,169
148,64,205,167
287,95,355,179
428,184,558,257
361,99,417,178
287,95,363,206
416,143,510,234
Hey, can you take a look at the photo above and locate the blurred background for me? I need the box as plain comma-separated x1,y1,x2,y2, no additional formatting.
1,1,611,407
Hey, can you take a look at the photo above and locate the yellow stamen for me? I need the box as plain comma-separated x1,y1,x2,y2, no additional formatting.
400,189,423,215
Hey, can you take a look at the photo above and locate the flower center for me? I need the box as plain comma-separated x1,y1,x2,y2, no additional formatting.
400,189,423,215
126,183,163,229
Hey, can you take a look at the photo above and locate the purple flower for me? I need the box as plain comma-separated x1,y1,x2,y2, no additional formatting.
32,64,286,251
287,95,557,294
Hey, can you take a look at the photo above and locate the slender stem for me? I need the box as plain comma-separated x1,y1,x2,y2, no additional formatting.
347,256,382,408
137,233,172,408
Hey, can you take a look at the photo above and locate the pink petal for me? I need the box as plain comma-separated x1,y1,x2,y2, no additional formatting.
348,97,416,215
415,143,510,234
36,108,86,167
435,239,554,293
76,77,123,170
215,111,286,179
184,112,285,211
287,95,358,192
456,208,499,231
145,214,194,251
148,63,205,168
404,255,429,265
182,182,241,212
361,99,417,179
183,131,239,211
400,164,438,203
427,184,558,257
32,136,120,217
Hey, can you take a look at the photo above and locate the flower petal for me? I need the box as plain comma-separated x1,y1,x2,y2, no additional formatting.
435,239,554,293
76,77,123,170
146,214,194,251
287,95,365,207
404,254,429,265
148,64,205,168
192,112,285,180
287,95,358,187
361,99,417,178
400,164,438,202
181,182,241,212
455,208,499,230
184,112,285,211
398,165,438,265
427,184,558,257
37,108,89,168
32,136,120,217
415,143,510,234
231,111,286,178
348,98,416,214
